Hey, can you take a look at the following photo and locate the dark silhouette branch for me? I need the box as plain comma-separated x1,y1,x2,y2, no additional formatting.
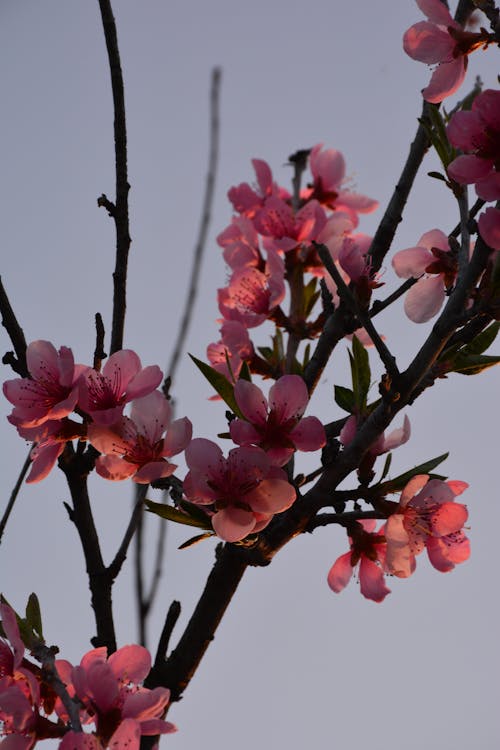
97,0,131,355
0,447,32,544
0,276,28,377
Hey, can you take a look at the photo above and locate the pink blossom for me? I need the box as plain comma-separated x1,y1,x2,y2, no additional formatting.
56,645,176,747
327,520,390,602
3,341,87,428
183,439,296,542
385,475,470,577
253,196,327,254
228,159,289,218
88,391,192,483
207,321,254,382
305,144,378,222
340,415,411,456
79,350,162,426
218,248,285,328
447,89,500,201
216,215,261,270
403,0,490,102
392,229,456,322
229,375,326,466
16,419,84,484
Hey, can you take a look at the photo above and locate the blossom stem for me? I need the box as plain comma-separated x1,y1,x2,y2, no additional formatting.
0,446,32,544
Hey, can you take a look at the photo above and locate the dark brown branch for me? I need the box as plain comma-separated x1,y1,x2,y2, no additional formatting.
166,67,221,386
0,276,28,377
98,0,131,355
60,447,116,652
146,544,247,701
0,447,32,544
153,600,181,669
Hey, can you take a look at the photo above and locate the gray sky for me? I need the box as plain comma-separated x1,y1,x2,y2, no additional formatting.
0,2,499,749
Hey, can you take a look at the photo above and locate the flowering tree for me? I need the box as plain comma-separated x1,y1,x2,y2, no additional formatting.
0,0,499,747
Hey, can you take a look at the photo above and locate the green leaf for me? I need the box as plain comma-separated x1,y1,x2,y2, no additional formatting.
334,385,355,413
302,343,311,370
189,354,244,418
459,322,500,356
178,532,215,550
349,335,371,412
378,452,449,493
145,500,212,530
379,452,392,482
25,593,43,639
427,171,447,182
451,353,500,375
302,277,319,317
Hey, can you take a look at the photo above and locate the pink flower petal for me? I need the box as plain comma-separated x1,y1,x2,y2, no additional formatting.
478,207,500,251
417,0,454,25
26,442,64,483
234,380,268,424
269,375,308,422
289,416,326,452
0,604,24,669
403,21,455,64
385,515,413,578
422,57,466,104
475,172,500,202
95,455,138,481
392,246,433,279
447,154,493,184
359,557,391,602
108,645,151,684
212,507,256,542
108,718,141,750
245,477,296,514
327,552,353,593
404,275,445,323
133,460,176,484
60,732,100,750
125,366,163,401
162,417,192,457
432,502,468,536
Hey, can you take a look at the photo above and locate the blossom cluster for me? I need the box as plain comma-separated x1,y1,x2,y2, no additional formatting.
328,475,470,602
0,603,175,750
3,343,327,543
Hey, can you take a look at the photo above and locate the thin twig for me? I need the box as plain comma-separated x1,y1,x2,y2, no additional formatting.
316,244,399,379
370,278,417,317
32,643,82,732
154,600,181,669
93,313,106,371
0,276,28,377
108,488,145,580
98,0,131,355
456,187,471,287
0,447,32,544
134,484,148,646
143,499,168,613
166,67,221,386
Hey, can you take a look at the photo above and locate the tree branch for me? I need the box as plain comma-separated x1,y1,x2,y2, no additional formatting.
0,276,28,377
97,0,131,355
0,447,32,544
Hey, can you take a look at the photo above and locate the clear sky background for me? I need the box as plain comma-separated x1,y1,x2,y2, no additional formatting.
0,2,499,749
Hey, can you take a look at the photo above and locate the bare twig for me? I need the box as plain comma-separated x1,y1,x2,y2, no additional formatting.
32,643,82,732
93,312,106,371
134,484,149,646
0,276,28,377
98,0,131,355
166,67,221,387
0,447,32,544
108,487,145,580
153,600,181,669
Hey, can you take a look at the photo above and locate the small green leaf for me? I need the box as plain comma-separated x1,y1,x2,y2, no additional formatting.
334,385,355,413
189,354,244,417
380,452,392,482
25,593,43,640
459,322,500,356
427,171,447,182
145,500,212,530
378,452,449,493
178,532,215,550
349,335,371,412
451,353,500,375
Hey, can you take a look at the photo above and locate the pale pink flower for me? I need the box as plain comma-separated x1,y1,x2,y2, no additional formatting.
229,375,326,466
327,520,390,603
3,341,87,428
183,439,296,542
447,89,500,201
16,419,84,484
385,475,469,578
305,144,378,222
253,196,327,254
56,645,175,747
340,415,411,456
88,391,192,483
403,0,490,103
228,159,289,218
79,350,162,426
207,321,254,382
218,248,285,328
392,229,456,323
217,215,261,270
